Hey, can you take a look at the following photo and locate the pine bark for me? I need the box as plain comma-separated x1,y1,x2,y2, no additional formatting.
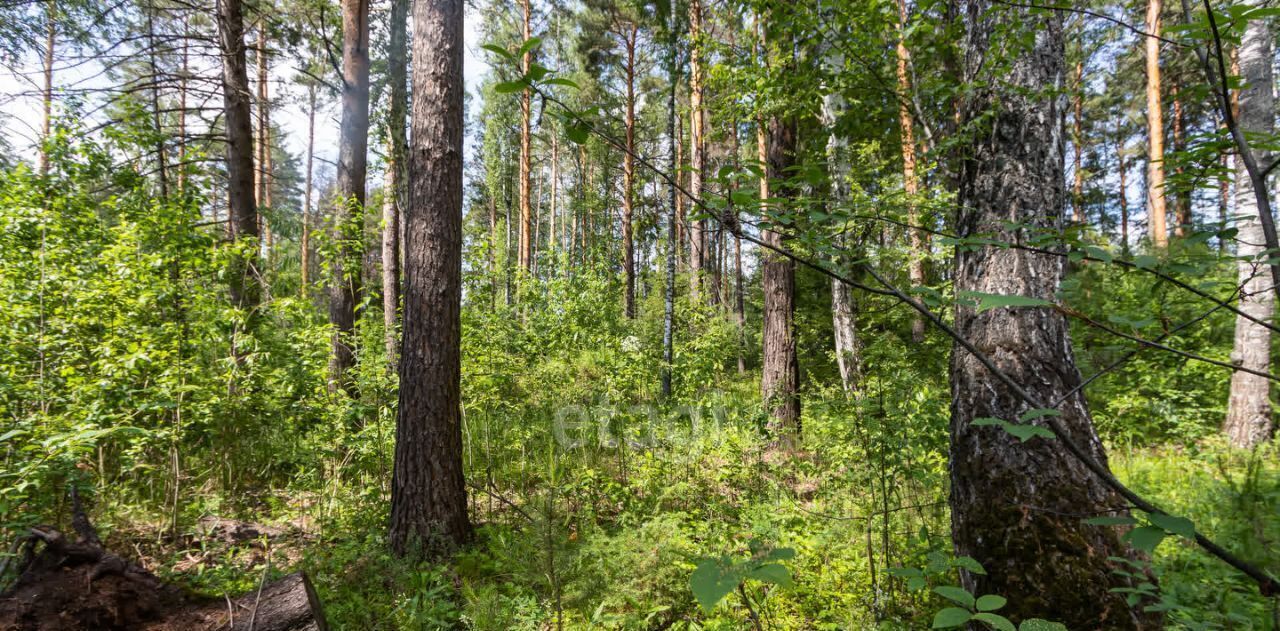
688,0,707,300
952,2,1157,626
383,0,408,369
301,84,317,293
329,0,371,394
761,113,800,446
622,24,637,319
1172,81,1190,237
39,0,54,178
1222,3,1274,448
518,0,533,277
1144,0,1167,247
1117,126,1129,253
216,0,261,311
896,0,926,343
390,0,472,556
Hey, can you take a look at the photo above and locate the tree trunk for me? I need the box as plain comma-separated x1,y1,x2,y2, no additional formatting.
688,0,707,300
1219,149,1230,254
662,46,678,399
329,0,370,394
225,572,329,631
256,26,272,251
301,84,317,294
823,39,860,394
1117,126,1129,254
1145,0,1167,248
1071,59,1085,224
178,31,189,195
761,113,800,446
896,0,926,343
216,0,261,311
1172,82,1190,237
622,25,637,319
39,0,54,178
383,0,407,371
1222,2,1274,448
390,0,472,557
952,2,1158,626
518,0,533,278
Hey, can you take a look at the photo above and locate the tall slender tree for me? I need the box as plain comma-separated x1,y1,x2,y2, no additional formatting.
1222,3,1274,448
687,0,707,300
390,0,473,557
216,0,261,311
329,0,371,393
518,0,534,277
896,0,926,343
950,0,1157,625
383,0,408,369
1144,0,1167,247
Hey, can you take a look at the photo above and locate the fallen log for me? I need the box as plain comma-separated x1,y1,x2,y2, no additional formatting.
0,491,328,631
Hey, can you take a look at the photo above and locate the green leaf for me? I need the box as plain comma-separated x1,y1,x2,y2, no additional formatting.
1148,513,1196,539
747,563,792,588
973,612,1016,631
907,576,928,591
1124,526,1167,553
952,556,987,575
525,63,550,82
1082,245,1113,263
516,36,543,57
887,567,924,578
481,43,513,59
971,418,1055,442
690,558,741,613
494,80,526,94
975,594,1007,611
544,77,579,89
1132,254,1158,270
932,607,973,628
933,585,975,608
762,547,796,561
565,123,590,144
1083,516,1138,527
1019,619,1069,631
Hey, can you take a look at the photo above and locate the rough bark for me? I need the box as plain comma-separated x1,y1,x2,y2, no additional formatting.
1171,82,1190,236
383,0,407,369
662,50,677,399
688,0,707,300
622,23,637,318
1222,3,1274,448
329,0,371,394
761,114,800,445
1071,59,1085,224
952,2,1157,626
1145,0,1167,247
1117,123,1129,253
216,0,261,311
256,26,273,249
224,573,328,631
822,44,860,394
896,0,926,343
390,0,473,556
39,0,54,178
518,0,533,277
301,84,316,293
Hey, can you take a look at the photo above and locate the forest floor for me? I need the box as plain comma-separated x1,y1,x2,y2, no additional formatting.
80,430,1280,630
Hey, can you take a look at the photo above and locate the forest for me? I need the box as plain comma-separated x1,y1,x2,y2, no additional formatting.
0,0,1279,627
